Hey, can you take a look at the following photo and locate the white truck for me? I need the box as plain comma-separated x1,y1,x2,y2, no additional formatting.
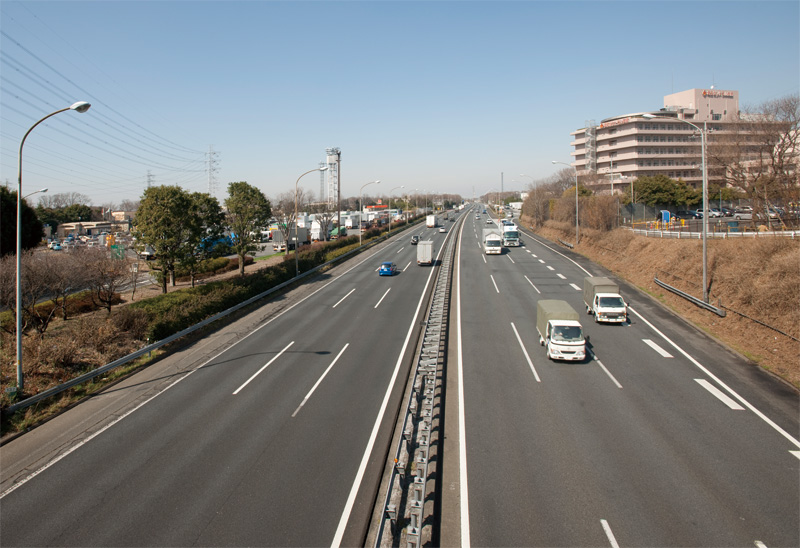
417,240,434,265
483,229,503,255
502,224,521,246
583,277,627,323
426,215,437,228
537,300,587,361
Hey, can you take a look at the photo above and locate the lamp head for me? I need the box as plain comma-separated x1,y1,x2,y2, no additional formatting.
319,167,329,171
70,101,91,113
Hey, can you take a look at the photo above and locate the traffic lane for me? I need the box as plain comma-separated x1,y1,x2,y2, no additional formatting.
465,242,796,544
1,250,430,546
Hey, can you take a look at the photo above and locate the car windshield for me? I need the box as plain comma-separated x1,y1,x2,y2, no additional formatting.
598,296,625,307
551,325,583,343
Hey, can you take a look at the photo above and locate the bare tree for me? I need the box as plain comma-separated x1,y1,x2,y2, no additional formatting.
79,248,129,314
38,192,92,209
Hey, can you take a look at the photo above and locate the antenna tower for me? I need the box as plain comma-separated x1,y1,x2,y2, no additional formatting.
325,147,341,208
206,145,220,196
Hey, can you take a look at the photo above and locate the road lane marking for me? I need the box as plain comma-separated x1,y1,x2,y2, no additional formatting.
292,344,349,417
601,519,620,548
482,254,487,263
403,261,411,271
374,288,391,309
524,275,541,294
643,339,673,358
332,288,356,308
790,451,800,462
490,274,500,293
455,224,472,546
629,306,800,450
556,273,566,279
594,356,622,388
396,247,404,254
696,379,745,410
507,255,515,264
538,259,545,264
511,322,540,382
546,265,555,271
332,228,442,547
233,341,294,395
569,283,581,290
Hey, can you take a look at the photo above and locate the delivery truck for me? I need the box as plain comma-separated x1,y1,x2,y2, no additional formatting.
536,300,587,361
483,228,503,254
417,240,434,265
502,224,521,246
426,215,437,228
583,277,627,323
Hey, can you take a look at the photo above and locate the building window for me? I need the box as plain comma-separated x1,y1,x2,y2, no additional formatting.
712,114,722,120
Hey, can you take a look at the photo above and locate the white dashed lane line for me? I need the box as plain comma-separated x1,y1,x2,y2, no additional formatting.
643,338,673,358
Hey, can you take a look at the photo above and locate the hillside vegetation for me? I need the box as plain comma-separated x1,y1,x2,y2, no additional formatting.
526,218,800,390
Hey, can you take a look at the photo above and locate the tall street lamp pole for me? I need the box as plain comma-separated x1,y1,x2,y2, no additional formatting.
295,166,328,277
644,113,709,303
552,161,579,246
359,180,380,247
16,102,90,392
387,185,404,237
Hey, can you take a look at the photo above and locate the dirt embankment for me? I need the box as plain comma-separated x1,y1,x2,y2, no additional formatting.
525,218,800,390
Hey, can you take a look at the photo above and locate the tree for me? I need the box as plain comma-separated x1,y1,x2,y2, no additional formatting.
79,247,129,314
37,192,91,209
225,182,271,276
180,192,226,287
132,185,195,293
0,186,44,256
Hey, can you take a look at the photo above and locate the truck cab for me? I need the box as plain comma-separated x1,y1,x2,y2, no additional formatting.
592,293,627,323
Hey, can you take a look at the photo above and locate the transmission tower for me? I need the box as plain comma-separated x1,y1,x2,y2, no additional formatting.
206,145,220,196
146,170,154,188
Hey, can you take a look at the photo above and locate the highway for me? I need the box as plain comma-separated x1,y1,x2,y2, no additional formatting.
447,209,800,547
2,206,798,547
0,221,453,546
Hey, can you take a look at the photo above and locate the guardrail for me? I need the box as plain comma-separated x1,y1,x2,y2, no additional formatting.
371,211,462,547
653,273,726,317
632,228,798,239
4,224,420,416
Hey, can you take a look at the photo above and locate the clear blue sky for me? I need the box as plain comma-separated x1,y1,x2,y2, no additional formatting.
1,0,798,207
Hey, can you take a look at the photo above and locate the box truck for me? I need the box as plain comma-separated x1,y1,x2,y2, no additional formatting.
537,300,587,361
583,277,627,323
417,240,434,265
426,215,437,228
483,229,503,255
502,224,520,246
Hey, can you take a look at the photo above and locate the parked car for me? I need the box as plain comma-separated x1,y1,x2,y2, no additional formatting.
378,262,397,276
720,207,734,217
733,206,753,220
410,235,420,245
708,208,724,218
674,210,701,220
51,243,62,251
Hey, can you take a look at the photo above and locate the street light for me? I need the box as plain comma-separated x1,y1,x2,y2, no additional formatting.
16,102,90,392
387,185,404,237
295,166,328,277
359,180,380,247
552,161,579,246
643,113,709,303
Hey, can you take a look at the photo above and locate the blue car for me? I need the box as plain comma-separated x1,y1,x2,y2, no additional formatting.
379,262,397,276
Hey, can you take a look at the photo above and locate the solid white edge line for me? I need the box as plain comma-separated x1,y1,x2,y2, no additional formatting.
332,288,356,308
232,341,294,395
330,239,441,547
374,287,391,309
695,379,745,410
511,322,540,383
292,343,349,417
456,219,472,547
490,274,500,294
0,254,376,501
643,338,673,358
601,519,621,548
629,306,800,450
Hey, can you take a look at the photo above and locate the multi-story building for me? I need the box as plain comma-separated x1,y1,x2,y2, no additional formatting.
570,88,740,192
